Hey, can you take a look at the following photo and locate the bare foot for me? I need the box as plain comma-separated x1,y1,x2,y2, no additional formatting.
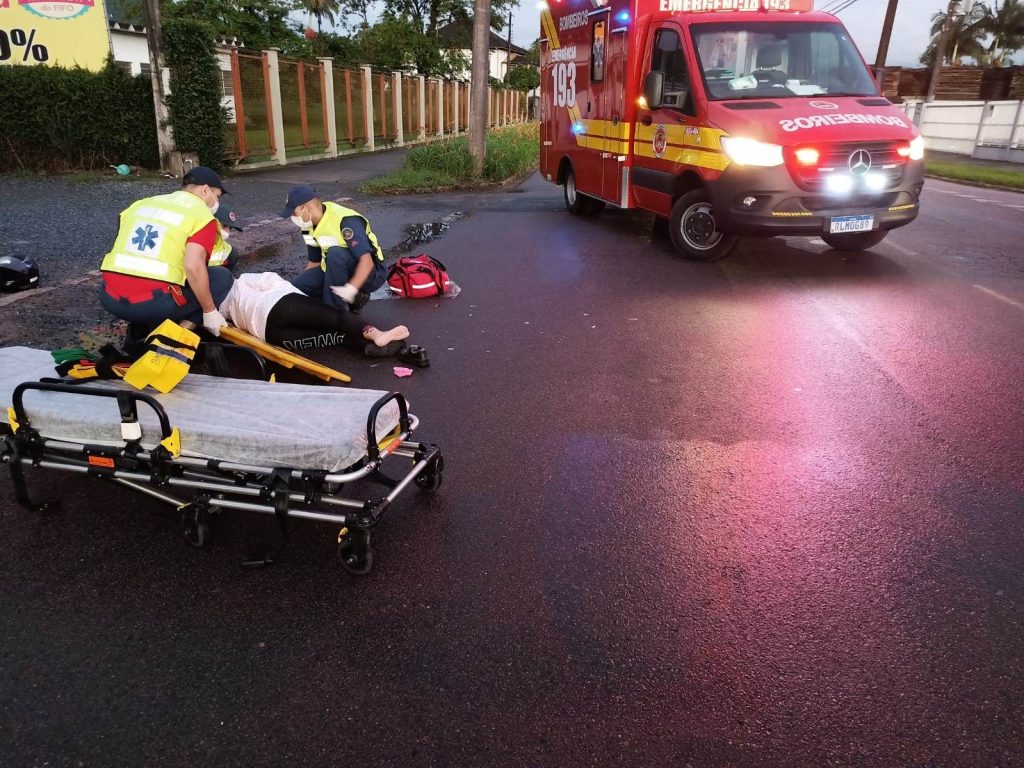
364,325,410,347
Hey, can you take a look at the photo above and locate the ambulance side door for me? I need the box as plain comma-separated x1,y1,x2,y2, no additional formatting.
633,24,701,217
596,16,628,204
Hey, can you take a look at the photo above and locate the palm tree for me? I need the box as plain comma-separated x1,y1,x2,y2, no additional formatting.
919,2,989,65
982,0,1024,64
301,0,341,36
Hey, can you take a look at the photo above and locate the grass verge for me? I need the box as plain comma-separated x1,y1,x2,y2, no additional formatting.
925,159,1024,191
358,122,539,194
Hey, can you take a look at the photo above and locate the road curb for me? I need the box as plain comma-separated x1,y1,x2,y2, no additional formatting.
925,173,1024,195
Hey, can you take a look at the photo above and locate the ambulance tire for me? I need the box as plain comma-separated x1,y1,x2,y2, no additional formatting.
821,230,888,252
669,189,737,262
563,168,599,216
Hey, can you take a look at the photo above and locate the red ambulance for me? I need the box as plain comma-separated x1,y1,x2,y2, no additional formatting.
538,0,925,260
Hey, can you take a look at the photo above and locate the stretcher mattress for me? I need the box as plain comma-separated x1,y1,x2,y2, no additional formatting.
0,347,402,472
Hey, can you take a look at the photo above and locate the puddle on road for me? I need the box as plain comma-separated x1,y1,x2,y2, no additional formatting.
386,211,468,257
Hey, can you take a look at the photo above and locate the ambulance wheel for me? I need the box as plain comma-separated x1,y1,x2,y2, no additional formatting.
821,230,888,252
563,168,596,216
338,528,374,576
670,190,737,262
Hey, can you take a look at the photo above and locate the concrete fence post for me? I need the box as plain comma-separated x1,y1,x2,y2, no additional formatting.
320,58,338,158
266,48,287,165
435,78,444,137
361,65,375,151
1009,100,1024,152
418,76,426,140
393,71,404,146
452,80,460,134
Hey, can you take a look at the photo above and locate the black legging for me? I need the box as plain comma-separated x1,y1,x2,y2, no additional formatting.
264,293,368,351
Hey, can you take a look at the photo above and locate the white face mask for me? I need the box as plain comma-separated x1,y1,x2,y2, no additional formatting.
291,214,308,229
209,199,220,215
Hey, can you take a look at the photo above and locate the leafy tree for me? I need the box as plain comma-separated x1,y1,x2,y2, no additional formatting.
982,0,1024,64
919,2,989,65
163,18,226,167
505,64,538,91
162,0,297,52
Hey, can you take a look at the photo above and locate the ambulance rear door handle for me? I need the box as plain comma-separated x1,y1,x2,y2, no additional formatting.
612,115,620,125
641,116,652,126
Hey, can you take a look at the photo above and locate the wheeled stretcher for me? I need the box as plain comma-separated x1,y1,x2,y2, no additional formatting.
0,347,444,575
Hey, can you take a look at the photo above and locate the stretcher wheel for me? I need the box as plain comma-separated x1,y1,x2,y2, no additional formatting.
338,528,374,576
181,504,211,548
415,454,444,491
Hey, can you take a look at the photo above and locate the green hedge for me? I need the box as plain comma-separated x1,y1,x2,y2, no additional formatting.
0,60,158,172
163,18,226,169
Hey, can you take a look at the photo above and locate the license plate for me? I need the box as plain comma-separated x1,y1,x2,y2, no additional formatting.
829,214,874,234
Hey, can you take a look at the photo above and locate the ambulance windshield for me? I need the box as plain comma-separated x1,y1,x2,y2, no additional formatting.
691,22,876,100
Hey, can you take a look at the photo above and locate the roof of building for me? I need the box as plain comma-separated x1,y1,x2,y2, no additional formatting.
436,21,528,57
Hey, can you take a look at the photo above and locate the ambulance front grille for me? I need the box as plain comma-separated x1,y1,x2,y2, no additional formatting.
789,141,907,193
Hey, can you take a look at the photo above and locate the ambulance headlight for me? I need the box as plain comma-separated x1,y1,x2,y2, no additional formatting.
908,135,925,161
720,137,784,167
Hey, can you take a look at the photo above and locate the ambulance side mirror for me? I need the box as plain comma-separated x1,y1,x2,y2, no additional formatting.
643,72,664,110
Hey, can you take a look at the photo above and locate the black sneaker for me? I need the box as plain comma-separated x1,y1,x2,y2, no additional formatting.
399,345,430,368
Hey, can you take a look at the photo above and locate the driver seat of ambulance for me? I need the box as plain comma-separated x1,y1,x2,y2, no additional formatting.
752,46,787,86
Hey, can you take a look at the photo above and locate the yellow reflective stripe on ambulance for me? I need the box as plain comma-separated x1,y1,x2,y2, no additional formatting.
574,119,631,154
633,122,731,171
634,122,727,152
633,142,731,171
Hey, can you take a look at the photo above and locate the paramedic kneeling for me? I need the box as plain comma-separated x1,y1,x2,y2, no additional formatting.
281,185,387,311
99,166,234,337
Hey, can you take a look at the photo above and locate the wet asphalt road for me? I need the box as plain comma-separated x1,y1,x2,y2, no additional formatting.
1,167,1023,767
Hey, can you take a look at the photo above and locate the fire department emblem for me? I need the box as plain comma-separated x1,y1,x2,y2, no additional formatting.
652,124,668,159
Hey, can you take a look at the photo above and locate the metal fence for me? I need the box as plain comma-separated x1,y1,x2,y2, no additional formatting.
221,50,531,167
229,50,276,163
902,99,1024,163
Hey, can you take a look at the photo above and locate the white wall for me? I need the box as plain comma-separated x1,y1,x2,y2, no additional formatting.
903,98,1024,162
451,47,514,81
110,28,236,119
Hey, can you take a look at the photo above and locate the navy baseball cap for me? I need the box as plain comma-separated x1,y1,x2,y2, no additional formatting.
280,185,318,218
182,166,228,193
214,200,243,230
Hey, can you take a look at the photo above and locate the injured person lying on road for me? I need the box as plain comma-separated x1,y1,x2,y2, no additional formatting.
219,272,410,356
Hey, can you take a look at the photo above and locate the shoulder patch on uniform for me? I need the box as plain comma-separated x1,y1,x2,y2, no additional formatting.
341,227,355,240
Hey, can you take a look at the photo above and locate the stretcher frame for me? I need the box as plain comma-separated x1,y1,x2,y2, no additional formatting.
1,380,444,575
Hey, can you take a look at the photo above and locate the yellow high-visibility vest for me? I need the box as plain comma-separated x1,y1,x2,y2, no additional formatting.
208,225,232,268
101,191,215,285
302,202,384,272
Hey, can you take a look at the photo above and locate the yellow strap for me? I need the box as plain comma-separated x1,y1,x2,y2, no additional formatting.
6,406,19,434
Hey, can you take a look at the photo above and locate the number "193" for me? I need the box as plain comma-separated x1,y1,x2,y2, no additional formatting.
551,62,577,109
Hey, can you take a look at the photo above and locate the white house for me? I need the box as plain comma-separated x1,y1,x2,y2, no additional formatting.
106,0,238,118
436,20,529,82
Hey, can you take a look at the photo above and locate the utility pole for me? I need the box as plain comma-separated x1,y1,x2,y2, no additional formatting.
469,0,491,176
142,0,175,172
507,9,513,82
926,0,959,102
874,0,899,69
